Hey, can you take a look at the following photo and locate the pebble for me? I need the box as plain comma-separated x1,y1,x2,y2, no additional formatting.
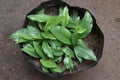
11,68,15,72
2,66,5,70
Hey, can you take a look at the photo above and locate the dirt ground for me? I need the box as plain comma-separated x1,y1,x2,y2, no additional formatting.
0,0,120,80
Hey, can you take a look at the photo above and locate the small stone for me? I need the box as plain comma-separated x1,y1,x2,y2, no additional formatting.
112,28,116,32
2,66,5,70
11,68,15,72
113,35,116,38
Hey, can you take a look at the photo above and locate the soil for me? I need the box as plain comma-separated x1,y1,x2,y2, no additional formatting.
0,0,120,80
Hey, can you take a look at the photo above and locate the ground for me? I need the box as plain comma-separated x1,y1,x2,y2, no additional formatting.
0,0,120,80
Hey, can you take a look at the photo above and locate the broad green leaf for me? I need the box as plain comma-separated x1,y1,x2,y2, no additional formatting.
63,47,75,58
41,66,49,73
42,32,56,40
11,31,28,44
27,14,52,22
48,40,62,49
11,28,31,43
11,26,42,43
38,23,44,30
53,56,62,63
21,44,39,58
63,56,74,70
50,26,72,44
42,41,54,58
74,45,97,62
77,39,88,47
50,66,64,74
52,48,64,56
14,28,32,39
60,6,69,27
33,41,47,59
40,59,57,68
78,11,93,38
44,16,63,31
71,31,78,45
27,26,42,39
36,9,45,14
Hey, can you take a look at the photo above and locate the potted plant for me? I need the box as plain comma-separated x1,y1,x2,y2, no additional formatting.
11,0,104,78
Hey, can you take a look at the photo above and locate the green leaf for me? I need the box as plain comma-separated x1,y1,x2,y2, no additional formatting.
11,33,28,44
27,14,52,22
14,28,32,39
50,66,64,74
42,32,56,40
53,56,62,63
40,59,57,68
41,66,49,73
44,16,63,31
74,45,97,62
21,44,39,58
50,26,72,44
33,41,47,59
63,56,74,70
72,10,79,20
71,31,78,45
70,10,80,24
38,23,44,30
11,28,31,43
77,39,88,47
48,40,62,49
36,9,45,14
59,7,64,16
53,48,64,56
63,47,75,58
59,6,69,27
42,41,54,58
67,10,80,29
11,26,42,43
78,11,93,38
27,26,42,39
